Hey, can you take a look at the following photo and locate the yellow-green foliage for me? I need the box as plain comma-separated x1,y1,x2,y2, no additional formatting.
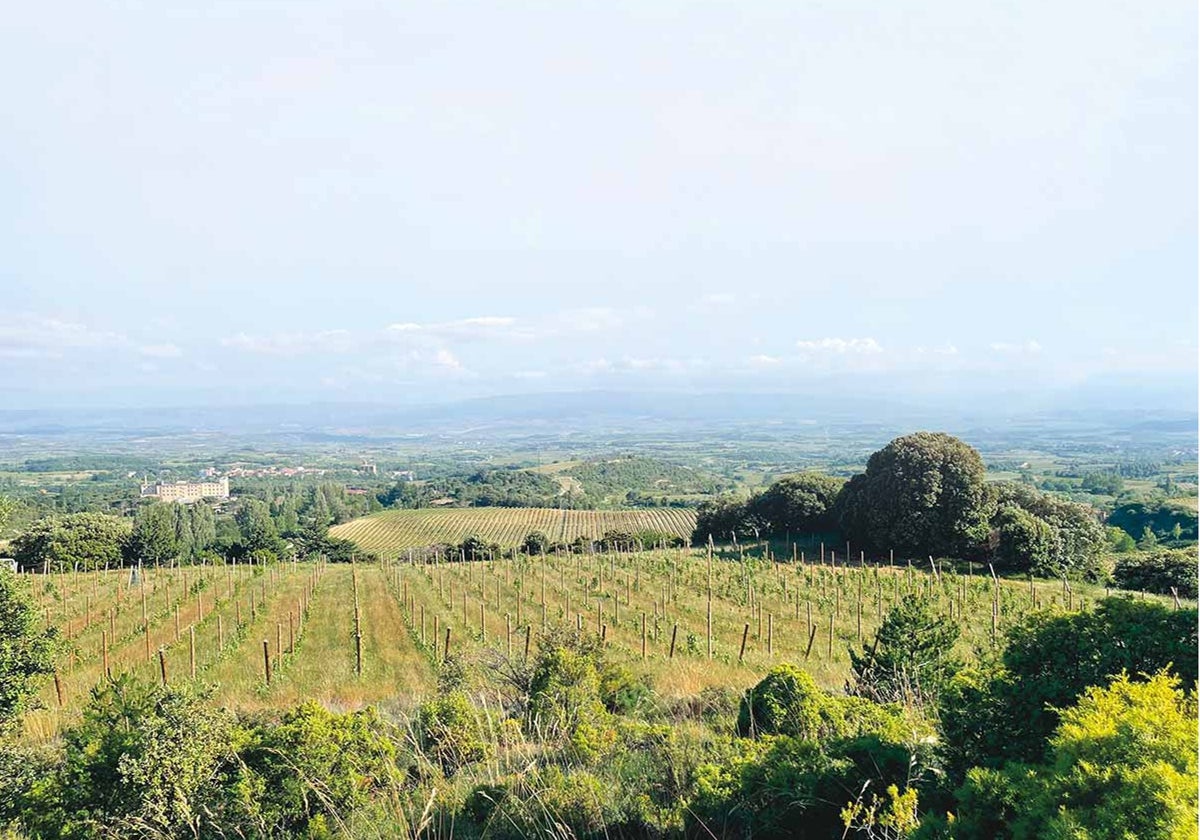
415,691,492,775
945,671,1199,840
526,632,618,763
736,663,913,741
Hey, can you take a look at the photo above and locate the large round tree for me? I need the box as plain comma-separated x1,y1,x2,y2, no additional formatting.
837,432,992,557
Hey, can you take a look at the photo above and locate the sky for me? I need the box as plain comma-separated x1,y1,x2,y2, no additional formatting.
1,2,1196,409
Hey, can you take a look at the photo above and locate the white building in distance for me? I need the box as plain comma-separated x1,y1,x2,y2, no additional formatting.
140,476,230,502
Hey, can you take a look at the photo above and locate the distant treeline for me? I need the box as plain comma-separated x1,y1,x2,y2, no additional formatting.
377,458,725,511
694,432,1196,586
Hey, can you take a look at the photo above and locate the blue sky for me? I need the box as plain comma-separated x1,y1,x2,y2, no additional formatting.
1,2,1195,408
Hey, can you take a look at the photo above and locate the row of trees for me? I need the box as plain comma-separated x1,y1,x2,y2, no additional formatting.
694,432,1112,578
7,480,373,571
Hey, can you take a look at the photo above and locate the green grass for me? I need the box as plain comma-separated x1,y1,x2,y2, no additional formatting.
19,551,1186,742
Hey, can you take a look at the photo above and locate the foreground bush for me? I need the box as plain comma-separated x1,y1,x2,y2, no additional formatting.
737,663,910,742
930,671,1198,839
938,597,1198,775
415,691,491,775
7,681,398,840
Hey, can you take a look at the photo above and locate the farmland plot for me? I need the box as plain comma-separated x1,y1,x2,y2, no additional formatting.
331,507,697,556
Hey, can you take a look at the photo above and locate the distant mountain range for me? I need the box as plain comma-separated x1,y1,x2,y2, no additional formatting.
0,371,1194,442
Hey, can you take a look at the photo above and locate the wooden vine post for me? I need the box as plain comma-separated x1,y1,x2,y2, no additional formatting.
352,564,363,677
707,540,714,659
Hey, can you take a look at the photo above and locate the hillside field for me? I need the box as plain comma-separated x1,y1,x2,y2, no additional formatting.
330,506,697,556
19,548,1184,742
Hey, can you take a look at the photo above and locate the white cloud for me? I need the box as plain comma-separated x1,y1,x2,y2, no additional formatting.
432,348,464,371
386,316,531,342
221,329,361,356
989,339,1042,354
577,358,615,374
916,343,959,357
139,343,183,359
748,354,782,366
0,314,128,358
795,337,883,354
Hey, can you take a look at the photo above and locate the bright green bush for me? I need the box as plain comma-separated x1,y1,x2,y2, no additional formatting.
737,663,911,742
415,691,491,775
221,701,398,837
525,630,617,763
943,672,1198,840
939,597,1198,774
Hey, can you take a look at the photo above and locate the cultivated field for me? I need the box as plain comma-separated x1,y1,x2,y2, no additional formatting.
330,507,697,557
21,546,1182,741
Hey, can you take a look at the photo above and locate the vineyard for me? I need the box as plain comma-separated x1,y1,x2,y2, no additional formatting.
21,546,1181,740
329,507,698,556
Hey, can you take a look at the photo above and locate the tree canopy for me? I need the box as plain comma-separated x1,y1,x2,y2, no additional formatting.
9,513,130,572
836,432,993,557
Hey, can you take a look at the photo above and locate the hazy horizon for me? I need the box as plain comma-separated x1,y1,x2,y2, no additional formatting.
3,3,1196,409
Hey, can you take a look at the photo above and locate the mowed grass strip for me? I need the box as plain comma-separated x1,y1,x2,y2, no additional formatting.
331,507,698,556
263,565,434,713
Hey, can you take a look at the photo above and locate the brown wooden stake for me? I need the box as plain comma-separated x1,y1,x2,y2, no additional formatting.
707,544,714,659
669,623,678,659
804,624,818,660
641,612,647,659
189,626,196,679
217,614,224,650
768,612,774,655
524,624,531,662
101,630,109,679
738,623,750,663
262,639,271,685
54,672,64,707
443,626,451,662
827,613,835,659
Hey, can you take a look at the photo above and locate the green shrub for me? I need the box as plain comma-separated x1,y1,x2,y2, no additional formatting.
525,630,617,763
415,691,491,775
598,661,653,716
938,597,1198,776
218,702,399,838
691,729,927,840
737,664,828,738
0,569,56,732
850,593,961,708
25,676,237,839
944,672,1198,839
